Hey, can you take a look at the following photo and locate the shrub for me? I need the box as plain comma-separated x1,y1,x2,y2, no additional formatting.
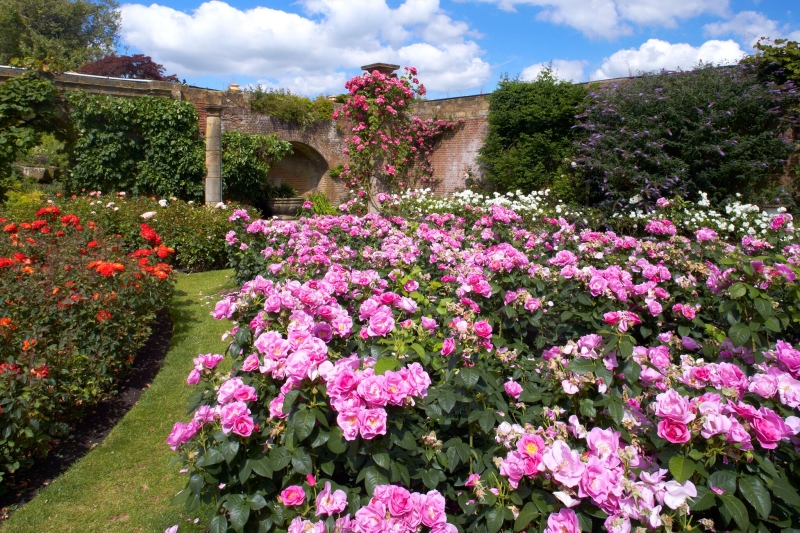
171,202,800,533
40,194,242,272
65,92,206,200
574,64,799,211
221,131,293,209
248,87,334,128
0,207,175,480
76,53,179,82
478,69,588,201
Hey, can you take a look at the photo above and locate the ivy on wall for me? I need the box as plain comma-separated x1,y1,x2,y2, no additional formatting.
66,92,206,199
221,130,293,207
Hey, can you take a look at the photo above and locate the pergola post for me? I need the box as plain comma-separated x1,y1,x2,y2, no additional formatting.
204,105,223,205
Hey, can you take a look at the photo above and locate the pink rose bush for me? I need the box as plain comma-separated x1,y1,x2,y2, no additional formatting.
170,201,800,533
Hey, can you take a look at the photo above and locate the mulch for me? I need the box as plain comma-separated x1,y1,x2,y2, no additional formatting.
0,309,174,520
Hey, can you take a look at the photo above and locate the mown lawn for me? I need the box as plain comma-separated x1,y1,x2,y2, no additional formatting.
1,269,237,533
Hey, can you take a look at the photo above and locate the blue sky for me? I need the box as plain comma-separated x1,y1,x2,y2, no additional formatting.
117,0,800,98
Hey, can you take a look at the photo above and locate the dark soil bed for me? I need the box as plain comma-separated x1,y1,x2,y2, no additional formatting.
0,309,173,519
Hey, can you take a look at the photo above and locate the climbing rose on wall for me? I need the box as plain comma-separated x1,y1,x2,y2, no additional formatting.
334,67,462,205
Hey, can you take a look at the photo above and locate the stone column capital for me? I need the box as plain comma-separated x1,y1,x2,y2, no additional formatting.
204,104,224,117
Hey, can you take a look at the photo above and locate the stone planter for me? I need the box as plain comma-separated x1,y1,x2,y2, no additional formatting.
17,165,59,182
265,198,304,219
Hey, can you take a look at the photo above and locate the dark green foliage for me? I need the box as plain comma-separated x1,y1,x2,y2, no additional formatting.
575,64,799,211
221,131,293,208
0,0,120,69
247,87,333,127
0,72,58,199
750,39,800,85
478,69,588,201
66,92,206,199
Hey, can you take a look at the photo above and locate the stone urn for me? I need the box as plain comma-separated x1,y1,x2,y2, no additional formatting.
266,198,304,219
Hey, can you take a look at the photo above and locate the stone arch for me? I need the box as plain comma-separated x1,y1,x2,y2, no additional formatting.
267,141,332,198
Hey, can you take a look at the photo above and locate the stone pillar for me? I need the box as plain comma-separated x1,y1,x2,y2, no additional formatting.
204,105,223,205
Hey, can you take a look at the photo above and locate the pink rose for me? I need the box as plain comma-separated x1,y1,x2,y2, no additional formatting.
367,306,395,337
404,280,419,292
358,408,388,439
473,320,492,338
316,481,348,516
654,389,696,424
504,380,523,400
387,486,414,517
420,490,446,527
186,368,201,385
421,316,437,330
545,508,579,533
578,456,619,501
232,415,255,437
337,411,360,441
657,419,691,443
585,427,619,462
542,440,585,487
441,337,455,356
752,407,790,449
353,501,386,533
269,395,288,419
281,485,306,506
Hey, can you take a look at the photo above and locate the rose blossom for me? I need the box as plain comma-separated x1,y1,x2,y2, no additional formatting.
316,481,348,516
358,408,388,439
542,440,585,487
752,407,791,449
504,380,523,399
653,389,695,424
657,419,692,444
441,337,455,356
545,508,579,533
473,320,492,338
281,485,306,506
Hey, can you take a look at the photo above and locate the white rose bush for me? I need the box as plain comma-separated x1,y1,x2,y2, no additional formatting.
169,200,800,533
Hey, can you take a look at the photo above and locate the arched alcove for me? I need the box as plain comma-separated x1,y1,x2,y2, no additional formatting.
267,141,329,197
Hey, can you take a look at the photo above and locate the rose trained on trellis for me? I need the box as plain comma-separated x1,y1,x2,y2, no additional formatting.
334,67,462,207
170,202,800,533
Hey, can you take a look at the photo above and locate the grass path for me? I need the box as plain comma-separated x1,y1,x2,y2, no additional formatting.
1,269,238,533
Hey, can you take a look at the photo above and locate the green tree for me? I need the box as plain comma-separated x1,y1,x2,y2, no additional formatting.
0,0,120,69
478,68,588,201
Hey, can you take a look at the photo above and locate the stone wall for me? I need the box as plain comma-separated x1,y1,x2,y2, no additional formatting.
0,67,495,200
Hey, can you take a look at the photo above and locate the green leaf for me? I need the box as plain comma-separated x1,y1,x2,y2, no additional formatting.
729,323,751,347
739,475,771,520
282,389,301,412
248,494,267,510
618,340,634,359
669,456,696,483
374,356,399,375
220,439,240,464
269,447,292,471
327,427,348,454
292,449,313,475
438,389,456,413
730,283,747,298
607,397,624,425
754,298,774,318
770,476,800,507
459,367,480,388
514,502,539,532
372,452,391,470
201,448,225,466
293,410,316,441
690,486,716,511
579,398,596,418
251,456,273,477
420,468,443,490
765,316,782,332
486,507,504,533
363,466,388,495
209,515,229,533
410,343,426,359
566,357,596,375
710,471,738,494
229,500,250,532
477,411,496,434
719,493,750,532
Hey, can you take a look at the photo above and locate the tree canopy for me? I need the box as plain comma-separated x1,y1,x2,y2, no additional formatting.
77,54,179,81
0,0,120,70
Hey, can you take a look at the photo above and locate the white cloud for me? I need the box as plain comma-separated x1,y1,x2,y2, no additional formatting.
119,0,491,95
704,11,800,49
592,38,747,80
469,0,728,40
521,59,588,82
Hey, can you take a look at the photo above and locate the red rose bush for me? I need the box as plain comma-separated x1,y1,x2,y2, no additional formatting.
0,207,175,481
